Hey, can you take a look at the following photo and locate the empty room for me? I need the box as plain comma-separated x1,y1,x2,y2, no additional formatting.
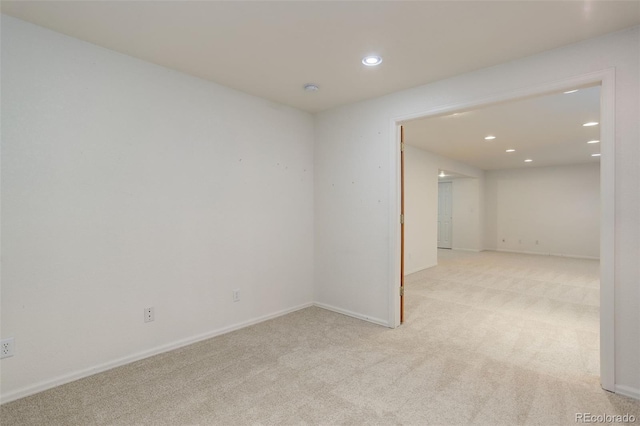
1,1,639,425
401,86,607,419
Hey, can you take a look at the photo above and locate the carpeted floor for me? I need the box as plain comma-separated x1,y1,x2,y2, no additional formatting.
2,250,639,425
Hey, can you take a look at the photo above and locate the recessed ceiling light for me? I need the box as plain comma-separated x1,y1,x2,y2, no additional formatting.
524,159,533,163
583,121,599,127
303,84,319,92
505,149,515,153
592,153,601,157
439,171,446,177
362,55,382,66
587,140,600,144
564,89,579,94
484,135,496,140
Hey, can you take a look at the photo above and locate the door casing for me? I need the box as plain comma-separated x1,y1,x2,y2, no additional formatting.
388,68,615,392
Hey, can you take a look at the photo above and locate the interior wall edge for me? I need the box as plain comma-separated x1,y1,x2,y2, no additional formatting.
312,303,390,328
405,263,438,275
614,385,640,401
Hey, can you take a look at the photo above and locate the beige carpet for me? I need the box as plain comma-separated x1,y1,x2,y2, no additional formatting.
2,250,639,425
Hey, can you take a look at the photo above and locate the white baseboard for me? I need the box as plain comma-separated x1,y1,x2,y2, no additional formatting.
451,248,481,252
615,385,640,400
0,302,314,405
548,252,600,260
405,263,437,275
495,249,599,260
313,302,390,328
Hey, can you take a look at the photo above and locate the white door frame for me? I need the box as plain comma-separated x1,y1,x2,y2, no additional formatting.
388,68,615,392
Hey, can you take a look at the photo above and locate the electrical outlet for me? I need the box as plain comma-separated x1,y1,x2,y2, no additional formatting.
1,338,15,359
144,307,154,323
232,289,240,302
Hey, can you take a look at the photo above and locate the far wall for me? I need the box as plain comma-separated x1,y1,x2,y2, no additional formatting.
485,163,600,258
405,148,600,267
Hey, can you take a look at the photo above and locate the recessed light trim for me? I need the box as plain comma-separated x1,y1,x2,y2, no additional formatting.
303,84,319,92
564,89,579,94
505,149,515,153
484,135,496,140
524,159,533,163
583,121,599,127
362,55,382,66
587,140,600,144
592,153,601,157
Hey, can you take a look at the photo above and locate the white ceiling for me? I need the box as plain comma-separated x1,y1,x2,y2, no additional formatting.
2,1,639,113
403,85,601,171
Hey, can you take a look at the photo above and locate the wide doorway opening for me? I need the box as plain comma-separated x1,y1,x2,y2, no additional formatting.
396,78,613,391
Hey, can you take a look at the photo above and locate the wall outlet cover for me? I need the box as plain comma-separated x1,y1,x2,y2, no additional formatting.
1,338,15,359
144,307,154,323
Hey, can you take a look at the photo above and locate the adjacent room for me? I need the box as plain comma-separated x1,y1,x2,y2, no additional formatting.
1,1,639,424
401,86,603,404
403,86,602,263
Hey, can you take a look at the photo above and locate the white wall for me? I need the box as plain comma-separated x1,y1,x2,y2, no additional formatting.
315,27,639,395
1,16,314,401
450,177,483,252
404,145,438,274
485,164,600,258
407,154,596,265
404,145,483,274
